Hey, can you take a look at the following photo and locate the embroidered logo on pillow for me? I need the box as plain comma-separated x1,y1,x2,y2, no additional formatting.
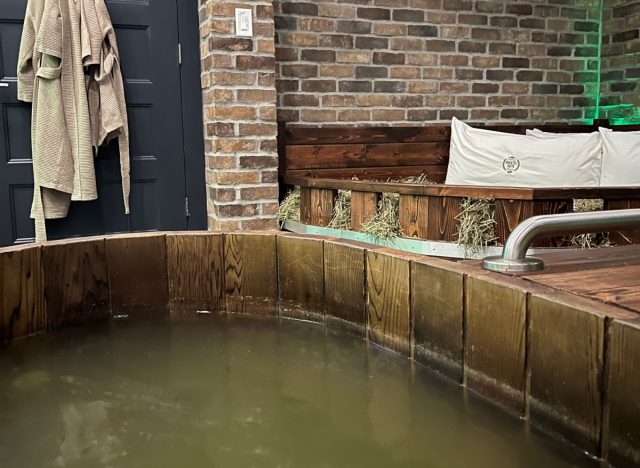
502,156,520,174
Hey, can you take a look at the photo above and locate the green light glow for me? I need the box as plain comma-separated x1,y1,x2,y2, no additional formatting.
593,0,603,124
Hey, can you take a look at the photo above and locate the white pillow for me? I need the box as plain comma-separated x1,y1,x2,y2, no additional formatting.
445,118,601,187
599,128,640,186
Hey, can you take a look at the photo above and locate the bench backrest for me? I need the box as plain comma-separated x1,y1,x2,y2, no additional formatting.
278,123,640,183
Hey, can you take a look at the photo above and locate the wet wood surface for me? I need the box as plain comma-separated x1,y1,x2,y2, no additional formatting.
106,234,169,318
277,236,324,321
517,245,640,314
528,293,636,453
323,241,366,332
607,318,640,466
166,233,224,315
224,233,278,315
43,239,110,328
411,258,466,381
366,250,411,354
465,274,530,413
0,246,44,342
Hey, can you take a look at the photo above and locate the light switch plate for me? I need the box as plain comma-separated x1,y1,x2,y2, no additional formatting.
235,8,253,37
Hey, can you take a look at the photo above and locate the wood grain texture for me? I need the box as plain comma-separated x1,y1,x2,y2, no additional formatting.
607,318,640,466
42,239,109,329
399,195,429,239
282,123,627,146
323,241,366,334
528,293,635,453
299,187,336,227
166,234,224,316
517,245,640,314
106,234,169,319
495,199,533,245
411,259,466,381
287,166,447,182
0,246,44,343
426,196,463,242
277,236,324,321
604,199,640,245
465,274,529,413
366,250,411,354
351,191,379,231
286,142,449,169
224,233,278,315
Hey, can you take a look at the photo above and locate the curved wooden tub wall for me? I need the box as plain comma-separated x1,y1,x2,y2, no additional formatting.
1,232,639,465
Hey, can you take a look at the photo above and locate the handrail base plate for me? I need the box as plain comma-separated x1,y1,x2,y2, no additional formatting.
482,256,544,273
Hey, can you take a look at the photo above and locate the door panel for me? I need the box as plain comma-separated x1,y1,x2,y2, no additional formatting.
0,0,203,246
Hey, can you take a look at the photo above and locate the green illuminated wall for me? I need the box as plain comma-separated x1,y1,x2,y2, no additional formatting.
599,0,640,124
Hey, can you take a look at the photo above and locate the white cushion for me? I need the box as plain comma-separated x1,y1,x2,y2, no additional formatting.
599,128,640,186
445,118,602,187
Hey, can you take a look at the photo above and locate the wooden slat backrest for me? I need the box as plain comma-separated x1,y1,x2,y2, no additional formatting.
279,123,640,182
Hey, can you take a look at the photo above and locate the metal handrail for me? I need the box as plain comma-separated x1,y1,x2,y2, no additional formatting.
483,209,640,273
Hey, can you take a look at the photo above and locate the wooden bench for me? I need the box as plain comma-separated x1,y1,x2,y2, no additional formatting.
278,122,640,247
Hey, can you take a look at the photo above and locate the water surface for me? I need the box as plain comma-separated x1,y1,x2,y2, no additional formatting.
0,317,594,467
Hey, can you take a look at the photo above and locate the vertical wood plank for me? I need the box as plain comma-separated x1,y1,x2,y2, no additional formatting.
106,234,169,319
399,194,429,239
166,233,224,316
494,199,533,245
351,191,379,231
300,187,336,227
465,274,530,413
528,293,634,453
411,259,468,382
299,187,312,224
42,239,109,329
426,196,463,241
495,199,572,247
0,246,44,343
604,199,640,245
224,233,278,315
277,235,324,321
324,240,366,335
607,318,640,466
367,249,411,355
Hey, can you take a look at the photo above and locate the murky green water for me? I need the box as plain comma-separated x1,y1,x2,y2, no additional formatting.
0,317,594,468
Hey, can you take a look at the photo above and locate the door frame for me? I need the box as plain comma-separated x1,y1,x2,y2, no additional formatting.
177,0,207,230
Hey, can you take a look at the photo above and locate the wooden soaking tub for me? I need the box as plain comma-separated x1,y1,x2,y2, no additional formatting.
1,232,640,465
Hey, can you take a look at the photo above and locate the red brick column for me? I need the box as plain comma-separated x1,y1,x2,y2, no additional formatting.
200,1,279,231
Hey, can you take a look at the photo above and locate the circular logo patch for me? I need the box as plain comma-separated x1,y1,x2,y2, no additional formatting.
502,156,520,174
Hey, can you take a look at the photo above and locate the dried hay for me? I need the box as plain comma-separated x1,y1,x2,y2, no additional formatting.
277,187,300,227
571,198,609,249
361,192,402,239
328,190,352,230
455,198,498,257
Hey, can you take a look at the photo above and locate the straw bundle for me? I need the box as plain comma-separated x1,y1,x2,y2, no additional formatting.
327,190,352,230
277,187,300,227
571,199,609,249
455,198,498,257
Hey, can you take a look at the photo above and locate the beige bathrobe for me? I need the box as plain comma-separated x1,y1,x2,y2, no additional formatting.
17,0,130,242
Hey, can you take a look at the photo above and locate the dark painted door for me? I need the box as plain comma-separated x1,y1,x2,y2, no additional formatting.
0,0,206,246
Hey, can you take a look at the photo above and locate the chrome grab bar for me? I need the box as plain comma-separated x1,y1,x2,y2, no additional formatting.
483,208,640,273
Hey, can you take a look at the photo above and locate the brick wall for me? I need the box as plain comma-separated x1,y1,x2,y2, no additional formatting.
274,0,602,126
199,0,279,230
601,0,640,122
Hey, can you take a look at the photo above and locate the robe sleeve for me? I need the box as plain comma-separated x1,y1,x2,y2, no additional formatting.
17,10,36,102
